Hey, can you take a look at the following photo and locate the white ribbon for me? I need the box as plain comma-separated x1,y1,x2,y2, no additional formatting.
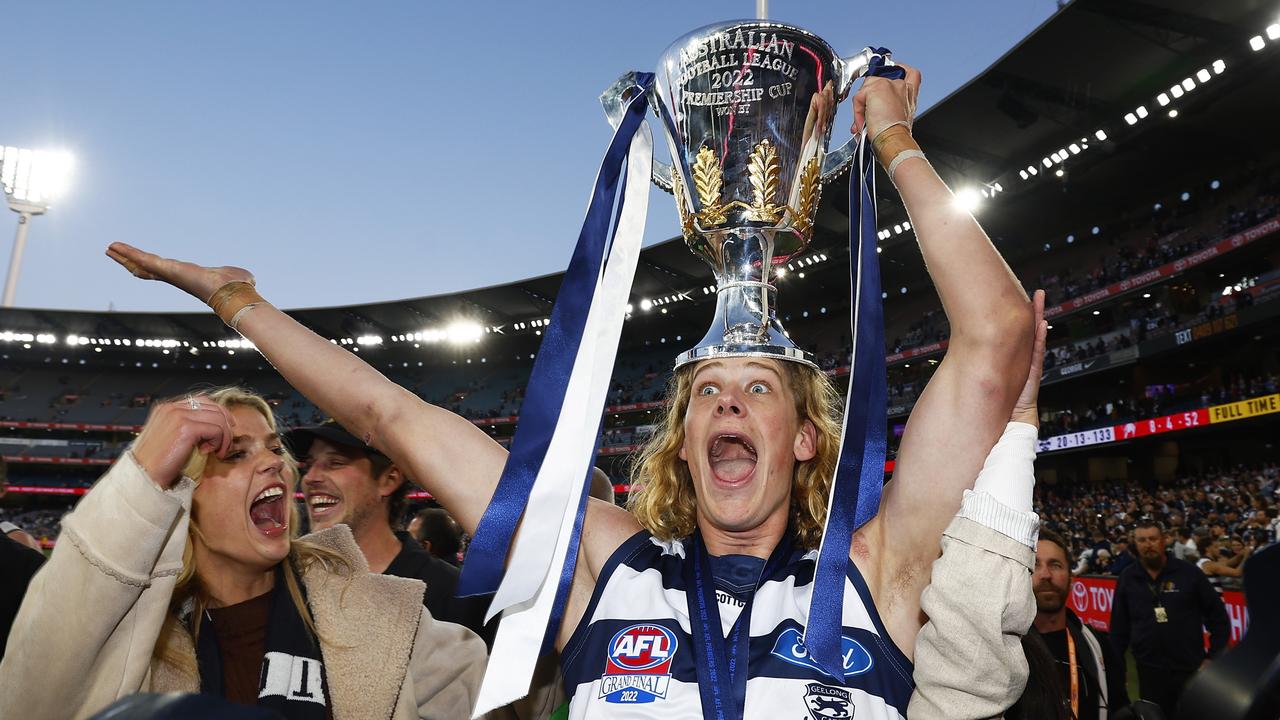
473,120,653,716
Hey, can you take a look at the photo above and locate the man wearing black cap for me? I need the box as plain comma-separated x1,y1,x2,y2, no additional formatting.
285,421,491,644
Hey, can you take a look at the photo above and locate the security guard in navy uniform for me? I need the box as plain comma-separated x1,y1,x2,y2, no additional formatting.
1109,520,1229,716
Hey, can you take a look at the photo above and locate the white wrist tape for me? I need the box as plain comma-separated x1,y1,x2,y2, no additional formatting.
973,422,1038,513
887,149,927,180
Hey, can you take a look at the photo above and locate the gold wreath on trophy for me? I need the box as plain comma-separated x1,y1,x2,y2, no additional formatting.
746,139,783,224
671,173,697,242
791,157,822,236
673,141,822,241
692,146,729,226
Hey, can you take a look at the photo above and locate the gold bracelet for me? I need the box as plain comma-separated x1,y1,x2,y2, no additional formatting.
207,282,266,327
871,125,921,169
207,281,253,316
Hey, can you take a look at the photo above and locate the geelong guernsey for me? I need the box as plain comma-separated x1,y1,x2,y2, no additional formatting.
560,531,914,718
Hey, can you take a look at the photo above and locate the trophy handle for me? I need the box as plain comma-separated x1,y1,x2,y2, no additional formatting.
601,72,675,193
820,48,895,183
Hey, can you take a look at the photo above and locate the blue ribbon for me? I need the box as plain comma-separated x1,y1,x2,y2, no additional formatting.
457,73,654,599
539,418,606,656
804,51,901,681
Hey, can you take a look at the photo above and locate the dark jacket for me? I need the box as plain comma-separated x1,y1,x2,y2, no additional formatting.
0,534,46,661
1109,555,1230,671
384,531,494,647
1066,610,1129,718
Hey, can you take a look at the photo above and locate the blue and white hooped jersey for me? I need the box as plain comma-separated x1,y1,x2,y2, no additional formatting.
560,531,914,719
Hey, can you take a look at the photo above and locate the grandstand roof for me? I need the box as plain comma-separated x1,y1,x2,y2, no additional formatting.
3,0,1278,349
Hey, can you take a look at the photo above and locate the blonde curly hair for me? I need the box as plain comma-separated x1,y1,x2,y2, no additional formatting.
627,360,843,550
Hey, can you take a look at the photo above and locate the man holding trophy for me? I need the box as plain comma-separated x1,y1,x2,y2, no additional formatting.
106,19,1035,720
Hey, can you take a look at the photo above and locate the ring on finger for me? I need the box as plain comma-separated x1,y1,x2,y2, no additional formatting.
186,394,200,411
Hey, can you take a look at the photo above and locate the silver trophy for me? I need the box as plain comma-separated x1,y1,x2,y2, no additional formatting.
603,20,889,368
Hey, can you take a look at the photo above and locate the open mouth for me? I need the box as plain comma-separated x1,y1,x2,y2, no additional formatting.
307,493,340,518
249,485,288,537
708,433,758,485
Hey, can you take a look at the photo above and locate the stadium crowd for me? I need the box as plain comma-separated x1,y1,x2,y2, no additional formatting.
1035,465,1280,584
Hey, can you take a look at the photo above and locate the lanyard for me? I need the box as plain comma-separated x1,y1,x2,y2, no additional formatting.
684,530,795,720
1066,628,1079,719
1146,577,1165,607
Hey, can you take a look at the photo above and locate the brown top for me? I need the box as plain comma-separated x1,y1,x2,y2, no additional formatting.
207,589,271,707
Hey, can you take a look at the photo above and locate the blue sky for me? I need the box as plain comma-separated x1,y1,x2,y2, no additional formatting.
1,1,1056,312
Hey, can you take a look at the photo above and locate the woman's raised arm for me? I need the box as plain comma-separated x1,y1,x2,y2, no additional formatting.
106,242,507,534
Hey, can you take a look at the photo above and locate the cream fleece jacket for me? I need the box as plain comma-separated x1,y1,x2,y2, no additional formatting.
907,422,1041,720
0,451,486,720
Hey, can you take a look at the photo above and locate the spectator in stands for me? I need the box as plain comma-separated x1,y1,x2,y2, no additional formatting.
286,420,492,645
408,507,464,565
1108,536,1135,576
1110,520,1230,715
1,520,42,553
0,388,484,719
1030,528,1129,719
1171,526,1199,562
1195,535,1250,592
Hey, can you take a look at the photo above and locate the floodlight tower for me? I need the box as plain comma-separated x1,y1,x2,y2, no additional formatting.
1,146,74,307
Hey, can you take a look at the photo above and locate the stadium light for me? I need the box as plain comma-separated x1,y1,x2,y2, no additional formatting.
1170,84,1184,99
1251,35,1266,51
1094,129,1108,141
1169,110,1179,118
1196,69,1211,83
1268,24,1280,40
953,187,982,213
1124,113,1138,126
1157,93,1171,107
1,146,74,307
1212,59,1226,74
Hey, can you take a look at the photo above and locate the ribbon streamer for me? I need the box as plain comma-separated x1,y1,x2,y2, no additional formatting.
803,49,901,683
463,75,655,716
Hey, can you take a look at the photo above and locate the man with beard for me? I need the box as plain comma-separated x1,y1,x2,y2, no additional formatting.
1031,528,1128,719
286,421,492,644
1110,520,1229,715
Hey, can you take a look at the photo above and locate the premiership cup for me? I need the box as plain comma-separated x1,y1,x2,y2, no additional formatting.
602,20,892,368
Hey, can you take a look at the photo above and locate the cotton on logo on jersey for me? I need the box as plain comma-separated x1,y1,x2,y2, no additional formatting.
599,624,678,704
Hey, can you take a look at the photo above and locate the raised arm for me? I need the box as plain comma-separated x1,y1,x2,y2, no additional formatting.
908,304,1046,718
106,243,507,535
850,67,1033,598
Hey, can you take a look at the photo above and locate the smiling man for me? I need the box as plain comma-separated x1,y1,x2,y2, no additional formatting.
285,420,491,644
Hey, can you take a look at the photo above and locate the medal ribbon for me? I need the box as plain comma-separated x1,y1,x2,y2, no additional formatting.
803,48,903,681
1067,626,1079,718
685,529,796,720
